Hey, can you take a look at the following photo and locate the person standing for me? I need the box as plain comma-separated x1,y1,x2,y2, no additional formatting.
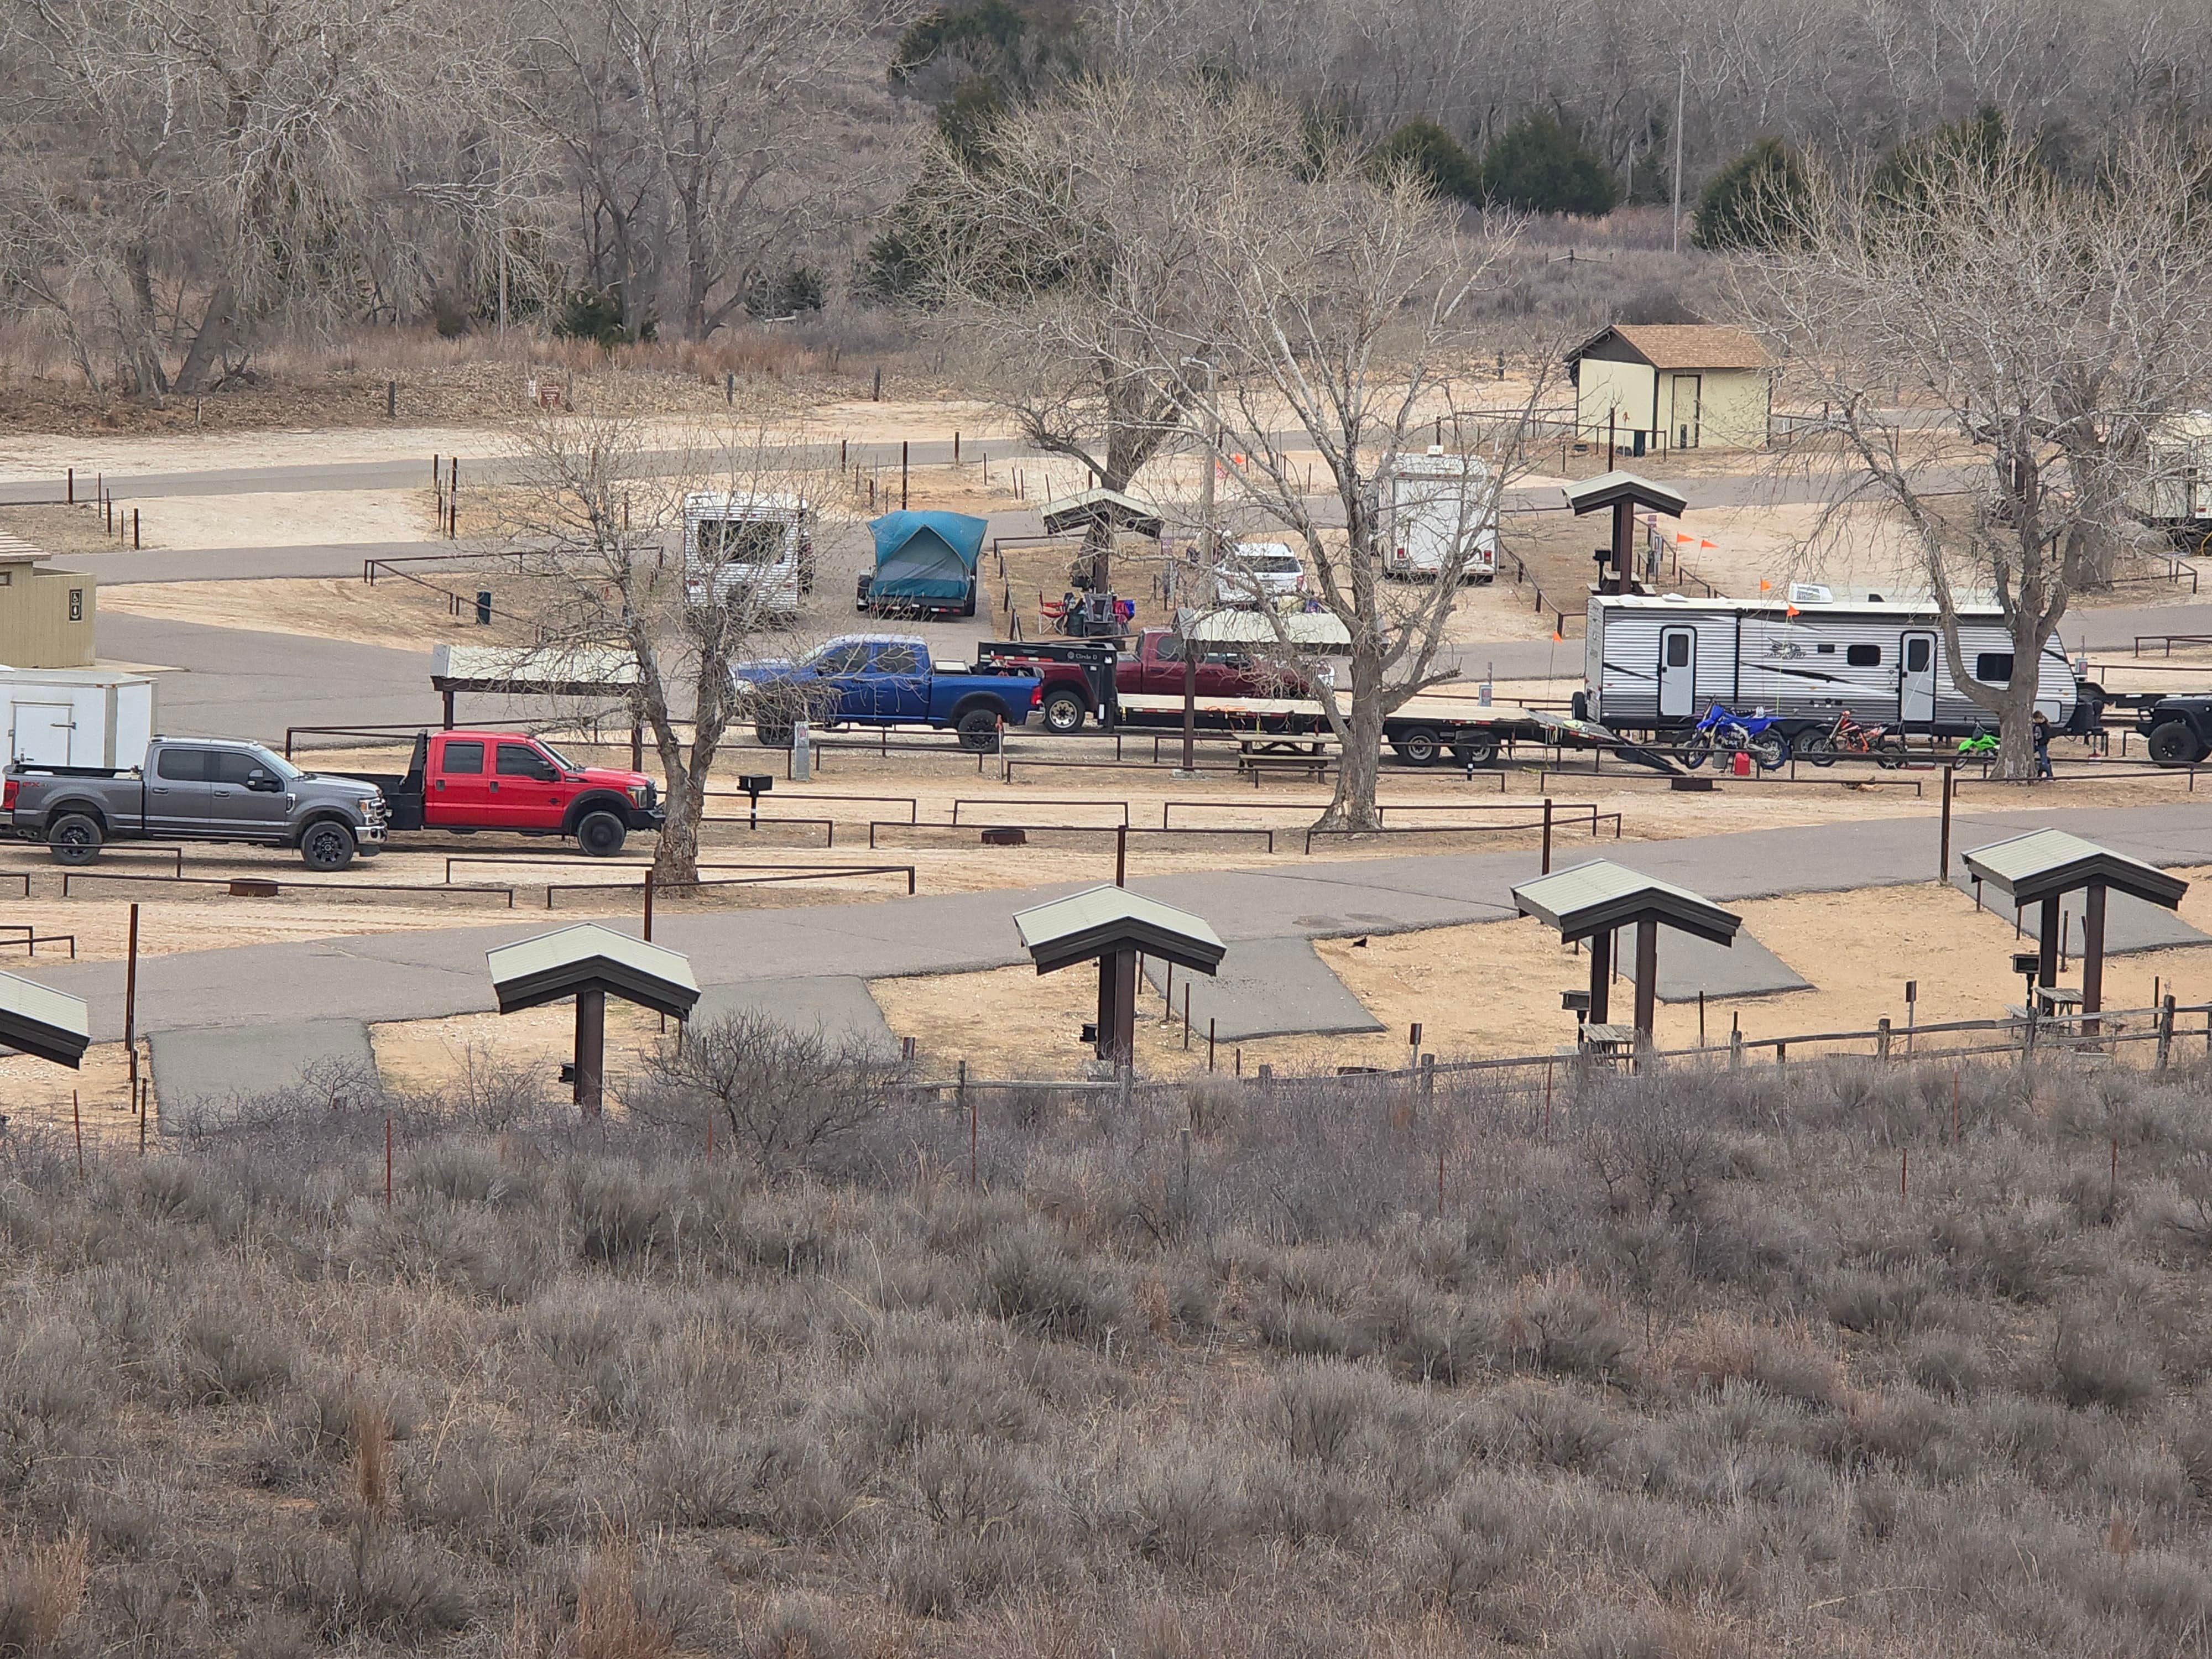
2032,710,2054,780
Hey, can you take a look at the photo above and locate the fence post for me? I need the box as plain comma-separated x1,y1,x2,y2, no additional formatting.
961,1058,974,1186
1541,797,1553,874
1876,1017,1891,1062
2157,994,2176,1070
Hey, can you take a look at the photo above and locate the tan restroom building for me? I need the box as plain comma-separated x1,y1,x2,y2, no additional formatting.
0,534,94,667
1567,324,1773,454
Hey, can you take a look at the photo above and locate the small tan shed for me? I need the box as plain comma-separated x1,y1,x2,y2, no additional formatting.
0,534,94,668
1567,325,1773,453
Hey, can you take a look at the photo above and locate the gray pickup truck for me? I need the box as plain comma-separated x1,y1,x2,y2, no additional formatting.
4,737,388,869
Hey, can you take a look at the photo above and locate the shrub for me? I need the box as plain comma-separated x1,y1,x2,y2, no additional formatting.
975,1228,1130,1343
0,1529,87,1659
644,1013,908,1180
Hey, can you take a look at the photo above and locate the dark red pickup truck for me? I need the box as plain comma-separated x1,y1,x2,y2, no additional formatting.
363,731,662,855
980,629,1300,733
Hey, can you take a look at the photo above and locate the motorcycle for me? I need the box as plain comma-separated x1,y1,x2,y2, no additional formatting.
1956,728,1999,758
1795,710,1906,768
1683,704,1790,771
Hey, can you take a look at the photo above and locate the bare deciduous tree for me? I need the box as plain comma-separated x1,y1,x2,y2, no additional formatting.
1745,134,2212,778
503,408,833,881
904,78,1271,589
1076,94,1552,829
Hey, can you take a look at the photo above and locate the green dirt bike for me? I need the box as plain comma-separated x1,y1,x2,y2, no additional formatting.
1955,729,1999,758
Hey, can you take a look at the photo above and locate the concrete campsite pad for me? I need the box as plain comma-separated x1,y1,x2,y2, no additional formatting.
693,975,899,1055
1950,873,2210,954
150,1016,375,1128
1141,936,1384,1040
1649,928,1811,1001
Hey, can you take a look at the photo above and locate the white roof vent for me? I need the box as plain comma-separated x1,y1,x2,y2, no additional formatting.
1787,582,1833,605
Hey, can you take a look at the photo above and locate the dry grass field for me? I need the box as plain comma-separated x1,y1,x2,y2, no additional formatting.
5,1046,2212,1659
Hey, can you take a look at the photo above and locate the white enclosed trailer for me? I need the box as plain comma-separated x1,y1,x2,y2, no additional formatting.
682,492,815,618
1582,594,2081,738
1377,448,1497,581
0,670,156,768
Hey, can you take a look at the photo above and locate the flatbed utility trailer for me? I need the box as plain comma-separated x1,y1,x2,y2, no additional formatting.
1113,688,1564,766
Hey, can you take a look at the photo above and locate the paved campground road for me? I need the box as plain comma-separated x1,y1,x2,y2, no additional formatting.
29,800,2211,1042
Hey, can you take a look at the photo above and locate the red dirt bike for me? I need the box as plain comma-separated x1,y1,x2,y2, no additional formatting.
1793,711,1906,768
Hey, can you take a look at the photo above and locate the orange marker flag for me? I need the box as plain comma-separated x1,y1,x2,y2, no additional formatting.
1785,604,1799,617
1552,630,1564,643
1758,579,1771,592
1699,538,1717,549
1675,531,1695,544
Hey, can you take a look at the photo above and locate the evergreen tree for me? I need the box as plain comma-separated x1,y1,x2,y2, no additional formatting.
1692,138,1813,249
1370,118,1480,200
1477,112,1618,216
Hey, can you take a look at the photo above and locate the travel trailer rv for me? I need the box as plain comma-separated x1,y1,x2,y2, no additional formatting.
1579,594,2088,741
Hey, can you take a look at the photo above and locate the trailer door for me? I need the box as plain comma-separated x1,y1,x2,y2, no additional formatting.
1657,627,1697,720
10,703,72,765
1900,632,1937,727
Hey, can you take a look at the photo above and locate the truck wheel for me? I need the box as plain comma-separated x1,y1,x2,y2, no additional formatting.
2148,721,2204,766
577,810,627,857
956,708,1002,751
299,820,356,872
755,721,792,748
1041,688,1086,733
46,814,102,866
1391,726,1443,766
1451,735,1499,768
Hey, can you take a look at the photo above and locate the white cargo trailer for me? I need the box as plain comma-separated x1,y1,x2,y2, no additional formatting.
1580,594,2083,739
0,669,157,768
1377,448,1497,581
682,492,815,618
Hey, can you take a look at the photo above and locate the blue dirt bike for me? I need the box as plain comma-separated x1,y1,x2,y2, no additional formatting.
1683,704,1790,771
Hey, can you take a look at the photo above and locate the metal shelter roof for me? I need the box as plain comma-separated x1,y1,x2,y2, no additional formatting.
1960,830,2189,911
1512,859,1743,948
1014,886,1227,977
1038,487,1164,539
1563,471,1690,520
486,924,702,1020
432,644,643,696
0,971,90,1068
1176,607,1352,650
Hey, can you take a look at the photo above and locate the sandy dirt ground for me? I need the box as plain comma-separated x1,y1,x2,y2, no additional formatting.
129,489,437,549
0,1041,148,1149
369,999,672,1098
100,576,546,650
870,867,2212,1081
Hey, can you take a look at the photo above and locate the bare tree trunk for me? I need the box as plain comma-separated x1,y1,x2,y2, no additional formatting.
654,765,703,883
171,281,238,395
1319,646,1387,830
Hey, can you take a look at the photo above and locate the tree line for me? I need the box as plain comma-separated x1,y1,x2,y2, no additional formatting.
6,0,2212,389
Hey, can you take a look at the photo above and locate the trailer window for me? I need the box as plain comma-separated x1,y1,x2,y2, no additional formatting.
1975,652,2014,684
1846,644,1881,667
696,519,786,566
1664,633,1691,667
1816,643,1835,654
441,740,486,774
1905,638,1932,672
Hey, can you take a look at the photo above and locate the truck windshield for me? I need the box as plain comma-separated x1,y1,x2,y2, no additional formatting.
246,745,302,781
536,739,578,770
696,519,789,566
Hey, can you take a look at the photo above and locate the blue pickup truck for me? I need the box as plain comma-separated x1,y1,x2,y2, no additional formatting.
733,634,1040,750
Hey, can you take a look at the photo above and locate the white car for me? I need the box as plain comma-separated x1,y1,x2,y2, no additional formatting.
1213,542,1306,607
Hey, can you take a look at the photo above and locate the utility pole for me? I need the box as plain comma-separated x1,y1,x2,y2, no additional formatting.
1671,55,1687,254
